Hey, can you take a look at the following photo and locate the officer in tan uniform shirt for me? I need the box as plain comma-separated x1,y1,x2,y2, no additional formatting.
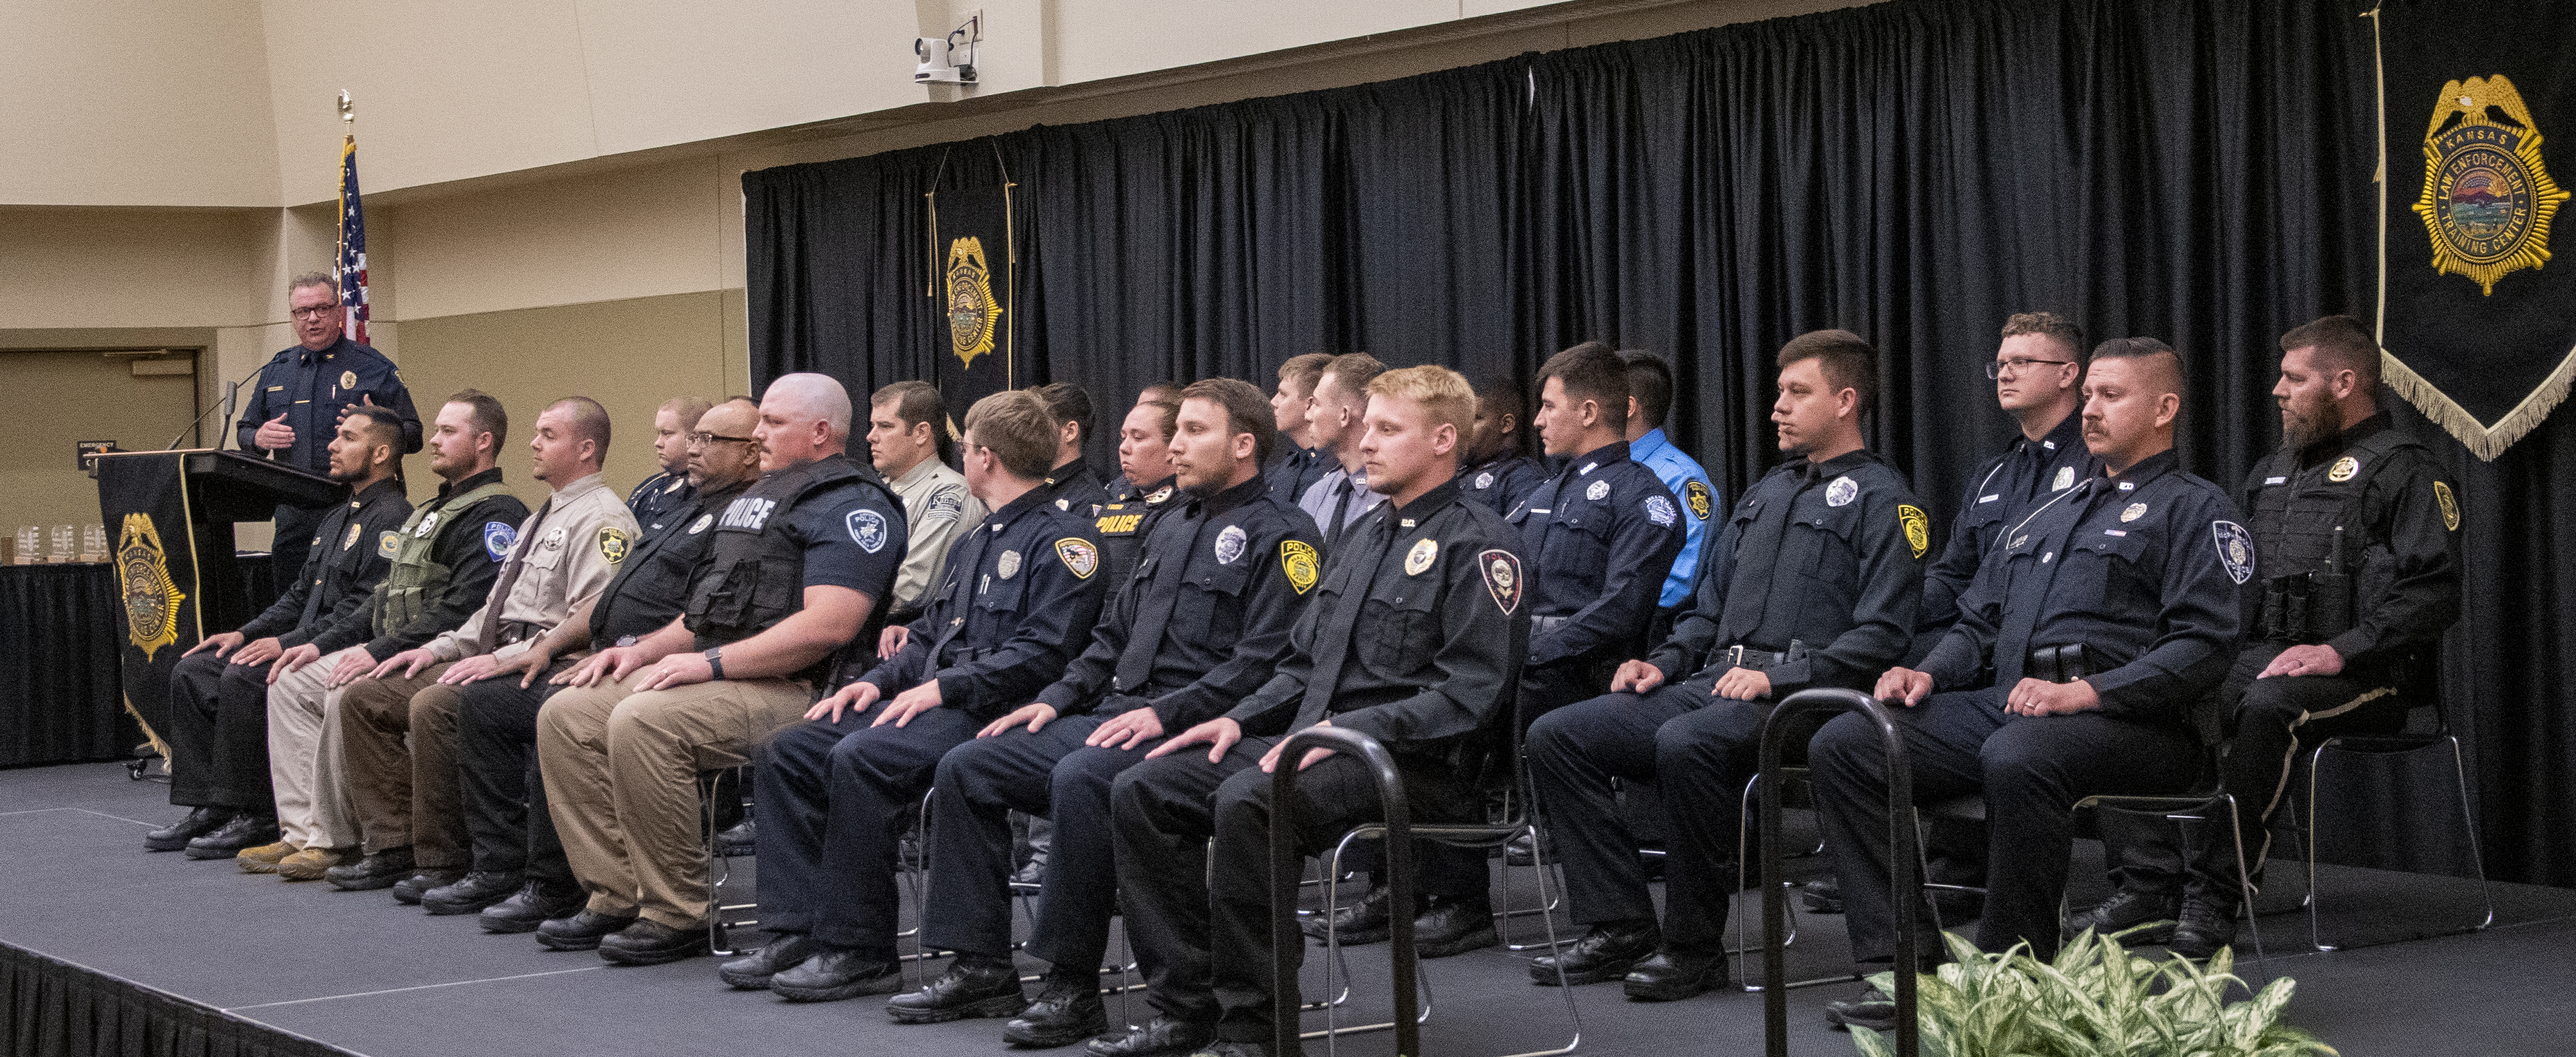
327,397,637,900
868,381,987,628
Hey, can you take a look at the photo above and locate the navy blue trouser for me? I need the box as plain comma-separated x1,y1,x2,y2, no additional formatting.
1809,687,2196,961
753,703,978,956
921,708,1167,970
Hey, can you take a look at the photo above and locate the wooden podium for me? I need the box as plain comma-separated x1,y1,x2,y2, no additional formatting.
91,449,341,752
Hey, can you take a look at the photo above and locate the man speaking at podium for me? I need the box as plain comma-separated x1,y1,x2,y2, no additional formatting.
236,272,422,582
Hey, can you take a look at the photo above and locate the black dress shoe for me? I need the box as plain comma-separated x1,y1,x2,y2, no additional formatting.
390,867,466,905
479,881,587,934
714,817,756,856
324,847,418,891
1299,882,1403,945
2062,886,2180,944
1413,896,1498,958
770,947,903,1002
1005,972,1110,1048
1801,875,1844,914
1529,920,1658,985
182,813,281,860
146,806,234,852
1190,1043,1273,1057
535,908,637,951
598,919,711,966
2165,894,2239,961
1825,986,1898,1033
718,932,819,989
1623,949,1727,1001
421,870,526,915
887,956,1028,1023
1085,1014,1215,1057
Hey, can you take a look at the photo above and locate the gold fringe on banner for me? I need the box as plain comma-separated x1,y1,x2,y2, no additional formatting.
123,693,171,768
2381,346,2576,461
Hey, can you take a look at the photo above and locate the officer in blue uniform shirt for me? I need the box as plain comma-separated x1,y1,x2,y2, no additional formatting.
1620,352,1722,641
1812,339,2244,1033
624,396,711,535
236,274,423,583
1461,371,1543,514
873,380,1320,1045
741,391,1109,1003
1528,331,1925,1000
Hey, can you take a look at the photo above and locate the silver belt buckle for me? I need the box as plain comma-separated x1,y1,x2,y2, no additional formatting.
1725,644,1746,667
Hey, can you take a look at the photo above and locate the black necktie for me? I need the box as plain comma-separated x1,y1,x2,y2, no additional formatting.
1323,476,1356,546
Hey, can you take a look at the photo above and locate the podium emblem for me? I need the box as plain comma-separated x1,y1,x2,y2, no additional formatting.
116,513,187,661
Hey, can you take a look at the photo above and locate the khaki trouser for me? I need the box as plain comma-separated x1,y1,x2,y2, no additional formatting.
337,663,471,867
265,646,371,851
538,672,810,929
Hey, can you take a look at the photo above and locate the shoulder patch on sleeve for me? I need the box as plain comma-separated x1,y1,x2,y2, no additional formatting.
1054,537,1100,579
597,525,629,564
1279,539,1321,595
2434,480,2460,532
1644,495,1677,528
377,530,401,558
1683,479,1714,520
483,522,517,562
1897,504,1929,559
846,508,890,553
925,488,965,522
2212,520,2255,584
1478,549,1524,615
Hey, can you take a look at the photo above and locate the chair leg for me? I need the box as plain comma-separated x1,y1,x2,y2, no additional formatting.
2306,737,2495,952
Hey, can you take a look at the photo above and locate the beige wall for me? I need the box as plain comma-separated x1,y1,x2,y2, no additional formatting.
0,0,279,207
0,350,201,539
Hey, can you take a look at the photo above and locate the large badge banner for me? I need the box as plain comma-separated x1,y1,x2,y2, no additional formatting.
927,182,1021,435
95,453,207,753
2376,0,2576,459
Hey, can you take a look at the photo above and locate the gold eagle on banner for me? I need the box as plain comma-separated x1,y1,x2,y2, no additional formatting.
116,513,186,661
946,236,1004,368
2411,75,2569,295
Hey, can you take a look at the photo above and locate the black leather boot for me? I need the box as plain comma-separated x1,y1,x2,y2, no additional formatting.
718,932,819,990
421,871,525,915
1528,920,1658,985
1623,948,1728,1001
146,807,234,852
1004,971,1110,1048
479,881,586,934
1083,1015,1214,1057
324,846,418,891
535,908,637,951
182,812,280,860
886,956,1028,1023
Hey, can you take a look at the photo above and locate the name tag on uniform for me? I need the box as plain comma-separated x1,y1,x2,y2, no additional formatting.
2265,476,2287,485
1977,494,1999,504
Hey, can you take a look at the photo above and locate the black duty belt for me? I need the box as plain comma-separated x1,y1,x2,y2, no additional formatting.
2024,643,2093,683
1716,640,1807,672
1533,614,1570,636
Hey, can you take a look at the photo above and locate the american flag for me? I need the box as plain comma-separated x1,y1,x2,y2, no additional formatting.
337,135,370,344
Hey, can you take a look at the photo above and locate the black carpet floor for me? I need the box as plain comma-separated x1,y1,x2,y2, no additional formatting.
4,760,2568,1056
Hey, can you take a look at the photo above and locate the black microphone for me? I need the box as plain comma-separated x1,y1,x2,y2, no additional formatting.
164,359,271,452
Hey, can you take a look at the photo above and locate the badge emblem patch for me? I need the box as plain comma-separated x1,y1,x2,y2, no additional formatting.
1214,524,1248,565
377,530,400,558
2213,521,2256,585
1897,504,1929,559
414,511,440,539
2412,75,2569,296
2121,503,2148,523
2053,467,2075,492
689,513,713,535
2435,480,2460,531
1475,472,1495,489
343,523,363,550
1147,486,1174,504
1055,538,1100,579
998,549,1023,579
946,236,1004,367
1585,479,1610,502
2327,456,2360,483
1404,538,1438,577
1280,540,1320,595
598,526,629,563
1683,480,1714,520
1825,476,1858,507
115,513,185,661
1644,495,1677,528
482,522,517,562
339,370,358,390
847,508,889,553
1479,549,1523,615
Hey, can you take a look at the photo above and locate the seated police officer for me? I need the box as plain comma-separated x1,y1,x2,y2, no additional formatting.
1031,381,1113,513
1812,339,2244,1032
533,374,904,964
149,409,412,861
1096,366,1524,1057
1264,354,1337,510
1460,371,1541,515
260,391,528,882
864,379,1317,1045
1090,390,1184,589
1621,351,1722,642
1527,330,1927,1000
438,397,762,926
329,398,637,900
734,390,1105,1001
2074,315,2460,959
628,395,711,534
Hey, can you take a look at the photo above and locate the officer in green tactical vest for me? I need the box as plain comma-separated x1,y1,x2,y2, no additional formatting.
260,391,530,881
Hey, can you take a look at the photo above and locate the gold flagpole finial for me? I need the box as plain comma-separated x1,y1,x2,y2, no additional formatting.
337,89,354,124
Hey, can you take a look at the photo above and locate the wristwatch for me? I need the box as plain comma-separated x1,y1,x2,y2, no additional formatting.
703,647,726,681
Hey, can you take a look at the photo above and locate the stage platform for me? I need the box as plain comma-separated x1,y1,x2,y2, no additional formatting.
4,759,2569,1057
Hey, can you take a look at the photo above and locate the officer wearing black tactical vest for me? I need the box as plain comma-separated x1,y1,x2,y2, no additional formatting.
443,397,766,930
2074,315,2461,961
534,375,907,966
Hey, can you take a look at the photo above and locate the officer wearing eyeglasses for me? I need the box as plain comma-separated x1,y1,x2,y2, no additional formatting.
236,272,423,583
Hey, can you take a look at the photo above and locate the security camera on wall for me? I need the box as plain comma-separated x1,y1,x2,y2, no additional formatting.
915,19,978,84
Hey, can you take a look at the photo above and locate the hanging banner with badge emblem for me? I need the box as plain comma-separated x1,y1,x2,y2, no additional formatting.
95,453,211,759
926,171,1024,440
2375,0,2576,460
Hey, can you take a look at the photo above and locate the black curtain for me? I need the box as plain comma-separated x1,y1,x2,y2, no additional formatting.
744,0,2575,887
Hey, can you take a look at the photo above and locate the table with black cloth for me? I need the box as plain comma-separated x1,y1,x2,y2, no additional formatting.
0,558,279,769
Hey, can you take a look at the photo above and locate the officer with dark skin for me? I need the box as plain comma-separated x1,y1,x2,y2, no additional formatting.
1095,366,1525,1057
1811,339,2244,1033
434,398,764,927
863,379,1320,1046
1526,330,1928,1000
237,274,423,583
2074,315,2460,959
148,409,414,859
1460,371,1542,514
737,390,1107,1001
